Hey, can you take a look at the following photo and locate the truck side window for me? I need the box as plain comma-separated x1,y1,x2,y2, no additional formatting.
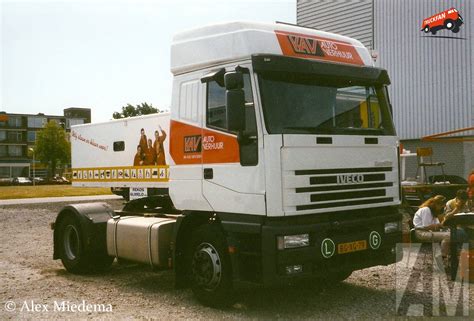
206,73,256,135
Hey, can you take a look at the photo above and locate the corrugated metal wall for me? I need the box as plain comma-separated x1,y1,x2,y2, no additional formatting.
375,0,473,140
297,0,374,49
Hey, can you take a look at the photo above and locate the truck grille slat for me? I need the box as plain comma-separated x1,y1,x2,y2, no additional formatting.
295,167,392,176
310,173,385,185
296,182,393,193
310,189,386,202
296,197,394,211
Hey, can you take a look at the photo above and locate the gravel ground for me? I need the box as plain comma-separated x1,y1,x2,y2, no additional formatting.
1,200,473,320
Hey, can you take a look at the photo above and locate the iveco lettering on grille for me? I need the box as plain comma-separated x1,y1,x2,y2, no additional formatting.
337,174,364,184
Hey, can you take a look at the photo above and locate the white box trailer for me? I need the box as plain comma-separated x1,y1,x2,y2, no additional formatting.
53,22,403,307
71,113,170,190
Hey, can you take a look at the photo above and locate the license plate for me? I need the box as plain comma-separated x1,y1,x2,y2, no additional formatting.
337,240,367,254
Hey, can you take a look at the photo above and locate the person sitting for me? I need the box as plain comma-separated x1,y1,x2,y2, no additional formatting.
444,189,470,217
442,189,472,243
413,195,450,259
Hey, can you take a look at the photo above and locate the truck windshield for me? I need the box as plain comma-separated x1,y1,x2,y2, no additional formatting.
258,72,395,135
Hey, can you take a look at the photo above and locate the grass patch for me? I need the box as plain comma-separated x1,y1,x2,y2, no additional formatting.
0,185,113,199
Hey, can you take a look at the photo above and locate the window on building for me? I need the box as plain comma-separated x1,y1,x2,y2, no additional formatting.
27,131,36,142
66,118,84,129
0,146,7,157
27,117,46,128
0,131,6,142
8,145,23,157
7,131,23,142
0,167,9,178
8,116,22,128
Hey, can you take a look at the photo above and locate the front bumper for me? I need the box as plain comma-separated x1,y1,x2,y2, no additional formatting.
259,211,402,285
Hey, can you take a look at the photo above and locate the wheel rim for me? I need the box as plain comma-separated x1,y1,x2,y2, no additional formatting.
64,225,80,260
447,22,453,29
192,243,222,290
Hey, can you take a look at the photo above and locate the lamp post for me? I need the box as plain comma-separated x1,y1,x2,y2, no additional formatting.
29,147,35,186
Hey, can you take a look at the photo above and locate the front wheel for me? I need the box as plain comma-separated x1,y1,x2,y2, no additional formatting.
190,224,234,307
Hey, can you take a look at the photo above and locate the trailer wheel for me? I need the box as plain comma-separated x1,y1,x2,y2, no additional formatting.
190,225,233,307
57,215,113,273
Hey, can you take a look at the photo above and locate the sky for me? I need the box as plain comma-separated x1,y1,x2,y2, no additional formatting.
1,0,296,122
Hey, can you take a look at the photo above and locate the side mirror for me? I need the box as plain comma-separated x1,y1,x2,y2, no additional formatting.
225,72,245,132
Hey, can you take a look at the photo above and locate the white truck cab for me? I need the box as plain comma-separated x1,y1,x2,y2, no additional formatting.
53,22,402,307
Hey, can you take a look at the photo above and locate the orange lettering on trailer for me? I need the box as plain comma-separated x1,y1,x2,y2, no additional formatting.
275,30,364,66
170,120,240,165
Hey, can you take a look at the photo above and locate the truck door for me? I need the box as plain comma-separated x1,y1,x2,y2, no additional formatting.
200,66,266,215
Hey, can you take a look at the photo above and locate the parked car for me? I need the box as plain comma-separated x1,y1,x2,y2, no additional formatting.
30,177,46,185
12,177,33,185
49,176,70,184
0,178,14,186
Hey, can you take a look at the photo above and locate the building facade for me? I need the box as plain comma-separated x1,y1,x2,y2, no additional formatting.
0,108,91,178
297,0,473,180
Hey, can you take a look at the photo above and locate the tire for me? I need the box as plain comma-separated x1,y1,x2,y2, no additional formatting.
444,19,454,30
189,224,234,307
423,26,429,33
452,26,460,33
57,215,113,274
431,29,437,35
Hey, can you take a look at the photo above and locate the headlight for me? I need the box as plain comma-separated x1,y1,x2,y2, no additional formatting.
277,234,310,250
384,221,402,233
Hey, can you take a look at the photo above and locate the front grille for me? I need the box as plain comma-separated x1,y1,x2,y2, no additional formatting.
285,167,395,212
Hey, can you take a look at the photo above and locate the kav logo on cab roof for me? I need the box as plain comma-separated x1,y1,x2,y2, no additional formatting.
275,30,364,66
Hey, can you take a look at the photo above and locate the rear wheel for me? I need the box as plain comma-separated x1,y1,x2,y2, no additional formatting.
190,224,234,307
57,216,113,273
423,26,429,33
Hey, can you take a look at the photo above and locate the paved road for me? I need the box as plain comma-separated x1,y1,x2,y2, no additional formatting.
0,194,122,206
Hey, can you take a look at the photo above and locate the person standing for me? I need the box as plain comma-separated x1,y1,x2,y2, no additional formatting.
468,170,474,211
133,145,144,166
139,128,148,153
153,126,167,165
144,138,155,165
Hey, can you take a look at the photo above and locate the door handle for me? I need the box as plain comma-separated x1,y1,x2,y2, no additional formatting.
204,168,213,179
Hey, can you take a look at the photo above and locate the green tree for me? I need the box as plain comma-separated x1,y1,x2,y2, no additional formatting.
35,121,71,178
112,102,160,119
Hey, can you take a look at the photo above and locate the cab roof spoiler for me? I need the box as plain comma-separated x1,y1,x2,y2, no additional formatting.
252,54,390,86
